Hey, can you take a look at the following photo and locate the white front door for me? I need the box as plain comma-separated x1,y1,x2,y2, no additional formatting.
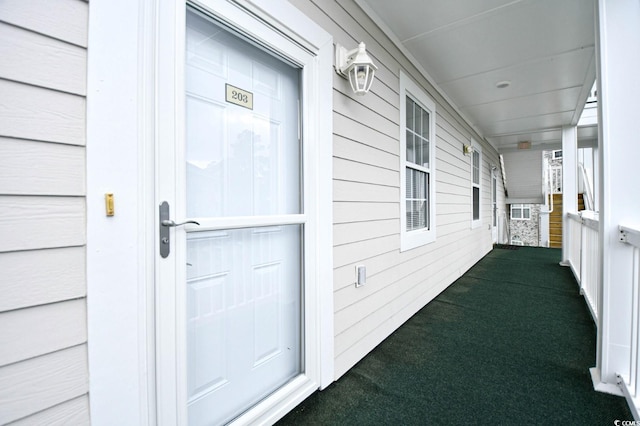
491,170,498,242
155,3,327,424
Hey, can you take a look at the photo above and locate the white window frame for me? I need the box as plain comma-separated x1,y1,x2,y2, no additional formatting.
510,204,531,220
400,71,436,251
471,140,482,229
510,236,525,246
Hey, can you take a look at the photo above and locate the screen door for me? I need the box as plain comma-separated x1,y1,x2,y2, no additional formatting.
182,9,303,425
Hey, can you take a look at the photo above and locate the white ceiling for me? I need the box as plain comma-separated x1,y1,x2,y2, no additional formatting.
357,0,597,152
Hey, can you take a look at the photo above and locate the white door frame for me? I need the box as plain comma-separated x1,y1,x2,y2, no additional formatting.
491,169,498,243
87,1,333,424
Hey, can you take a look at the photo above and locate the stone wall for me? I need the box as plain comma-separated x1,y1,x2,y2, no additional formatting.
509,204,542,246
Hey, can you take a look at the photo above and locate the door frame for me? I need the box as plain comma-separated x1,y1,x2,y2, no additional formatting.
86,1,333,424
491,168,498,243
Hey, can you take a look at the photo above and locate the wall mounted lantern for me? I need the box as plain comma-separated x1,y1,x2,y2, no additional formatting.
463,144,474,156
335,42,378,95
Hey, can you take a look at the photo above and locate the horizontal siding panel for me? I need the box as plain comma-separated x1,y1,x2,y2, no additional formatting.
333,230,464,289
0,0,88,47
333,201,398,224
436,211,468,227
0,80,85,145
0,23,86,95
333,135,399,171
335,266,462,379
333,90,397,139
9,395,90,426
333,157,398,187
436,113,470,146
334,241,463,334
436,181,472,197
334,246,446,313
0,299,86,367
0,247,85,312
0,196,85,252
333,113,398,156
0,138,85,196
335,258,466,353
334,180,398,203
0,345,88,424
334,266,462,379
333,219,398,246
333,234,398,269
333,76,398,124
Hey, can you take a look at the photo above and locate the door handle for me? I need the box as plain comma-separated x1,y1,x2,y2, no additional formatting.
159,201,199,258
161,219,200,227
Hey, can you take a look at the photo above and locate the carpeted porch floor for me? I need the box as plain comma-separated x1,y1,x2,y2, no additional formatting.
277,246,632,425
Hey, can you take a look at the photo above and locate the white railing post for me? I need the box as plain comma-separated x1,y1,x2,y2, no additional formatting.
561,126,578,265
617,225,640,419
593,0,640,401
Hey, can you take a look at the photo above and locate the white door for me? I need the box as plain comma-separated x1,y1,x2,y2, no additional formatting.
157,5,314,425
491,170,498,242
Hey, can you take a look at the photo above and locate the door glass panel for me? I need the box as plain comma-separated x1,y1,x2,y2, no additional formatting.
186,226,301,425
185,10,300,218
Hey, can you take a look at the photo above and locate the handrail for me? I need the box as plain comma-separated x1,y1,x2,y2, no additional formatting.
567,211,582,222
581,211,599,231
620,225,640,248
578,162,595,211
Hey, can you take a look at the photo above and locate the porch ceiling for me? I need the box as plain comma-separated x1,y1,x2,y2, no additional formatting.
357,0,597,152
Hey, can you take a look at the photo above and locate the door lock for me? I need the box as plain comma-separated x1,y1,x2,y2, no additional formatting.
159,201,200,258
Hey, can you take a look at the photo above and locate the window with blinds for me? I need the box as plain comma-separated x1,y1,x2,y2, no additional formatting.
471,144,481,227
400,71,436,251
405,96,430,231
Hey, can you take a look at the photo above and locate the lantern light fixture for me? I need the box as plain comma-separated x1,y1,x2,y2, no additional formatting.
335,42,378,95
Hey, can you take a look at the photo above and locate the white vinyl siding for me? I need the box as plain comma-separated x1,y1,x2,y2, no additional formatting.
0,0,89,424
258,0,508,381
471,141,481,228
400,71,436,250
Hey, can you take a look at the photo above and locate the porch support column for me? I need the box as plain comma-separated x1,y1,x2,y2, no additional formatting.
592,0,640,394
561,125,578,264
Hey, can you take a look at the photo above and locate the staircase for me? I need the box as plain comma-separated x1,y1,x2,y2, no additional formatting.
549,193,585,248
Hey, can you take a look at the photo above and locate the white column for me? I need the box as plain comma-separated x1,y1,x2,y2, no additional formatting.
592,147,599,210
561,125,578,264
592,0,640,393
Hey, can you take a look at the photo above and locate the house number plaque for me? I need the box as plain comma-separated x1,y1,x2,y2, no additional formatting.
225,84,253,110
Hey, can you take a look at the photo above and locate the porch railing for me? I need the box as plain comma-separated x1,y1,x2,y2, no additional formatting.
617,224,640,419
566,210,600,322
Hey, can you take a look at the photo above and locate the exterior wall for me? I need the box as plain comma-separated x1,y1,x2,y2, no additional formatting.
0,0,90,424
509,204,542,246
290,0,506,379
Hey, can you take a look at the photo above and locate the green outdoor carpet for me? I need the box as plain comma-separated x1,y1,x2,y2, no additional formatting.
277,246,632,425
